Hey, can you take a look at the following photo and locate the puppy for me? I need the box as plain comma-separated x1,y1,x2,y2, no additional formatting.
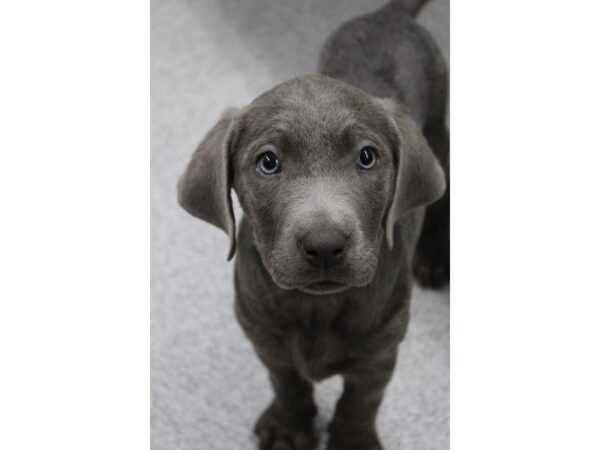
178,1,449,448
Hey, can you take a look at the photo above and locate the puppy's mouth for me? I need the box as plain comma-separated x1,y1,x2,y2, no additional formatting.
299,280,350,295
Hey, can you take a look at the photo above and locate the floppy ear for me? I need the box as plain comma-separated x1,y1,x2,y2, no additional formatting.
177,108,239,261
379,99,446,249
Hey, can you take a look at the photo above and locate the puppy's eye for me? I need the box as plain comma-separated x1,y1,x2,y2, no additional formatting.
358,146,377,170
257,151,280,175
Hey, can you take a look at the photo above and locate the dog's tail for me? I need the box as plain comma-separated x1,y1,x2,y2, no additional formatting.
387,0,430,17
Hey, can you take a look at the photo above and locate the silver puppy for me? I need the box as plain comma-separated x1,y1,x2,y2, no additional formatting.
178,1,449,448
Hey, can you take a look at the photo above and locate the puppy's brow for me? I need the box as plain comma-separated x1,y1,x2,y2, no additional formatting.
338,119,360,135
338,120,385,148
269,124,295,135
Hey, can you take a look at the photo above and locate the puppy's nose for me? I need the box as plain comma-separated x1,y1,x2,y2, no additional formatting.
299,226,347,270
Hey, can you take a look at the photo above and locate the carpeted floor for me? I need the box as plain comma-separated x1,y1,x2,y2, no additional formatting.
151,1,449,448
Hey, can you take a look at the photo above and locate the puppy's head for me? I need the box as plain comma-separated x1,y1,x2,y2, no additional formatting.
178,76,445,295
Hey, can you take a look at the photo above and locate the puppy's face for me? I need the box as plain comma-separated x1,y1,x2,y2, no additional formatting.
232,78,396,294
178,75,445,295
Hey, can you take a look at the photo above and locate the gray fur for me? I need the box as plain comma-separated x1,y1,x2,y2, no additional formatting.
177,108,238,260
177,0,449,448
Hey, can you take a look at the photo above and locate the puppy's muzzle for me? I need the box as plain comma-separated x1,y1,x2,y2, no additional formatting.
298,225,348,270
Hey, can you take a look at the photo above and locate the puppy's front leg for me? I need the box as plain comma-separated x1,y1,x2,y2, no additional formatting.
255,367,317,450
327,355,397,450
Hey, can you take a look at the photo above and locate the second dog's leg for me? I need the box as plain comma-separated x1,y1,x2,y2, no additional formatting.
255,367,317,450
414,120,450,288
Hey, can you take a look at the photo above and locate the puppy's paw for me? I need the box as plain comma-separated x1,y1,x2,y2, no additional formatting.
327,421,383,450
326,432,383,450
255,403,315,450
413,233,449,289
327,442,382,450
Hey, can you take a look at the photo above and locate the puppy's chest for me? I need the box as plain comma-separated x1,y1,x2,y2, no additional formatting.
283,304,368,380
287,327,349,380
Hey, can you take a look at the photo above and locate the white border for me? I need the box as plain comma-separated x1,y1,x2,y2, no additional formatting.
452,1,600,448
1,0,600,448
0,1,149,448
